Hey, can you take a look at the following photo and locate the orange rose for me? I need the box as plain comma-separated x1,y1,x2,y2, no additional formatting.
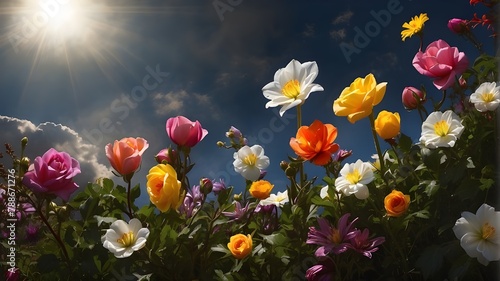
249,180,273,200
289,120,340,166
375,110,401,140
227,234,252,259
105,137,149,178
384,190,410,217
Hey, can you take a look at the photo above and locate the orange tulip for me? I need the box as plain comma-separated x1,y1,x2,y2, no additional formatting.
384,190,410,217
289,120,340,166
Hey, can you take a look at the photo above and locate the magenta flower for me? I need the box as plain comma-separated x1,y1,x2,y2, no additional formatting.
212,179,226,195
349,228,385,258
305,258,335,281
5,267,20,281
166,116,208,148
307,214,358,257
448,18,468,34
22,148,81,201
412,39,469,90
155,148,177,165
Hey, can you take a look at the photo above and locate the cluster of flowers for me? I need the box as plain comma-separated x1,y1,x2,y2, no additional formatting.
1,1,499,280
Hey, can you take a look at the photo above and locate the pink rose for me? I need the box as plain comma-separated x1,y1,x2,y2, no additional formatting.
22,148,81,201
412,39,469,90
155,148,177,165
105,137,149,177
166,116,208,148
401,86,426,110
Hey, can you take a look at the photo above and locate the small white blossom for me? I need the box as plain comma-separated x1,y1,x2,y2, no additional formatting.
469,81,500,112
259,191,289,207
419,110,464,149
233,145,270,181
262,59,324,116
453,204,500,265
335,159,374,200
102,218,149,258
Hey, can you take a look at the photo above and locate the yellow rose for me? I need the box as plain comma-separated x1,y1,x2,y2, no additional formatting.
333,73,387,123
384,190,410,217
227,234,253,259
375,110,401,139
146,164,183,212
249,180,273,200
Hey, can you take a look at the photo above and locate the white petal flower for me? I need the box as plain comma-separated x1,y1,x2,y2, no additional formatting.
419,110,464,149
453,204,500,265
262,59,324,116
335,159,374,200
102,218,150,258
470,82,500,112
233,145,270,181
259,191,289,207
320,185,329,199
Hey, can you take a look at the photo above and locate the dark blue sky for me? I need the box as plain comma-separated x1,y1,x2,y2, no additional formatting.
0,0,495,205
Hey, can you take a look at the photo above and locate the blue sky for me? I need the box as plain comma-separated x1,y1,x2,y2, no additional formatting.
0,0,496,206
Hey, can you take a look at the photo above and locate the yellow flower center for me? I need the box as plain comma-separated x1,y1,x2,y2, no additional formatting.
117,231,136,247
346,169,361,184
243,154,257,166
481,92,495,103
482,222,495,240
331,229,341,244
282,79,301,99
433,120,450,137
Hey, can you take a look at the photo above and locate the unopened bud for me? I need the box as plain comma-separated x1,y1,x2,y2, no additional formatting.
21,137,28,149
216,141,225,147
279,161,289,171
200,178,213,195
233,193,242,202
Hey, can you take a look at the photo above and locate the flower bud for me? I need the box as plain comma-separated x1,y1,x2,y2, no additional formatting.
447,18,467,34
20,157,30,171
279,161,289,171
216,141,225,147
212,179,226,195
234,193,242,202
200,178,213,195
155,148,176,165
402,86,426,110
458,76,467,89
21,137,28,149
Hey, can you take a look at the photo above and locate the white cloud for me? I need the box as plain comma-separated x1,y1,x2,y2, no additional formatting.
332,11,353,25
152,90,220,120
0,116,113,192
330,28,347,41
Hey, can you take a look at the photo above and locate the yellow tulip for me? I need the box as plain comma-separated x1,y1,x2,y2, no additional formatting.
375,110,401,139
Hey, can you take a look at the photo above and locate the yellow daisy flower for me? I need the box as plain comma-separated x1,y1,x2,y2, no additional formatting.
401,13,429,41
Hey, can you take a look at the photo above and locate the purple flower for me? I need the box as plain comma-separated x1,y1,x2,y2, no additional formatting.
22,148,81,201
349,228,385,259
179,185,204,218
305,258,335,281
334,149,352,162
25,223,40,243
212,179,226,195
306,214,358,257
226,126,243,139
222,201,250,221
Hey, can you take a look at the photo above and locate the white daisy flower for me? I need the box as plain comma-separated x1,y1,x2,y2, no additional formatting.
335,159,374,200
259,191,289,207
102,218,150,258
453,203,500,265
233,145,270,181
469,81,500,112
419,110,464,149
262,59,324,116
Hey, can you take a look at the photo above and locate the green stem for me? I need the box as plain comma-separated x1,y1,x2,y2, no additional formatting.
126,180,133,219
369,113,386,177
297,104,305,186
435,90,447,111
